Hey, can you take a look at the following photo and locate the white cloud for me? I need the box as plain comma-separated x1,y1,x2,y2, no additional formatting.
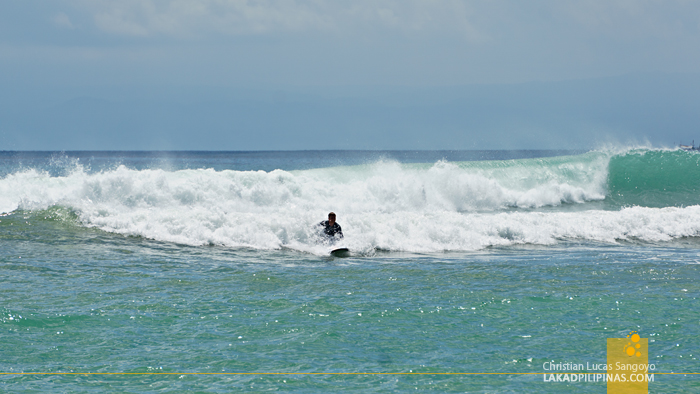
53,12,75,29
75,0,700,45
77,0,486,41
84,0,332,37
8,0,700,87
552,1,698,40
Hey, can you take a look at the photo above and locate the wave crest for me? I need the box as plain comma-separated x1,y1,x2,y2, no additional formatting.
3,150,697,252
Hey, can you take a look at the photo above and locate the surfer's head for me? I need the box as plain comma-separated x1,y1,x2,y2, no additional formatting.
328,212,336,225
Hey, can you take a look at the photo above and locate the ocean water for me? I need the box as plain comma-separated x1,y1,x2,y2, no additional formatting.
1,149,699,392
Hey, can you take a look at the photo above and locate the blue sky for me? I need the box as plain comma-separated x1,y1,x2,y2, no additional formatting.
2,1,700,150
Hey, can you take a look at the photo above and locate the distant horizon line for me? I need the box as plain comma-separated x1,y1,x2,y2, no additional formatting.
0,149,589,153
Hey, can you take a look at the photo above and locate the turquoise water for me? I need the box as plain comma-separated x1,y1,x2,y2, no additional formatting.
2,150,700,392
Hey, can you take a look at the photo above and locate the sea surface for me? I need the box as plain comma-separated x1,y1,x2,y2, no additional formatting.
1,149,699,392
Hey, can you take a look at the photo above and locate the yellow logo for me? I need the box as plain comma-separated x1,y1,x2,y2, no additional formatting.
607,331,650,394
624,331,643,357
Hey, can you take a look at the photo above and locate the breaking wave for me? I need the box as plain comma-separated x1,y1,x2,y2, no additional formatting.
1,148,699,253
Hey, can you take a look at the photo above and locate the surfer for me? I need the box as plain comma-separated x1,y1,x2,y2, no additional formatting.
319,212,343,241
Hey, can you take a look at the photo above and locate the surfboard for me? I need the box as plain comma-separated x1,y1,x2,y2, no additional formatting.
330,247,350,257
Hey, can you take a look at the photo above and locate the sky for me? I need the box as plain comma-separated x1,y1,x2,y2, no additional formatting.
1,0,700,150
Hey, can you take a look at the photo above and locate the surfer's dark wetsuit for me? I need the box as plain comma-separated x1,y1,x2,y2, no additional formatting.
319,220,343,239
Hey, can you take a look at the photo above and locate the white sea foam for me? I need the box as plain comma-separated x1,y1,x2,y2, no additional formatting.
1,156,699,253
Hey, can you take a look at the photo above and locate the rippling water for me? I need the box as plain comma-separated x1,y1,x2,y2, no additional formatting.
1,150,698,392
